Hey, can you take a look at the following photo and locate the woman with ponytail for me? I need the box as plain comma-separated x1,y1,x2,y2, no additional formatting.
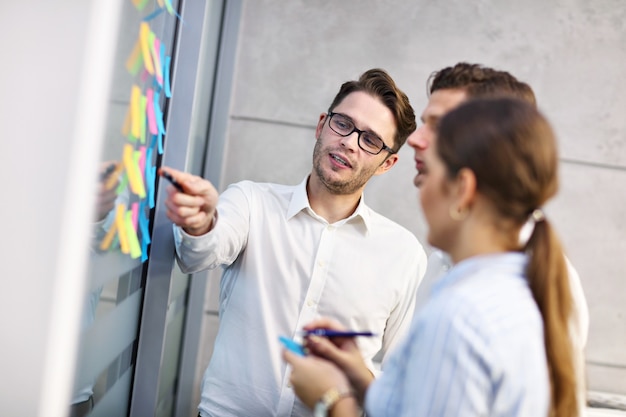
283,97,582,417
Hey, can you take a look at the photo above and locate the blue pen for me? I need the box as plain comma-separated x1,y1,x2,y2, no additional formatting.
301,329,376,338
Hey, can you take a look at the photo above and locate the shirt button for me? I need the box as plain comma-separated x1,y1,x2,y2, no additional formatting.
318,260,325,267
306,299,315,307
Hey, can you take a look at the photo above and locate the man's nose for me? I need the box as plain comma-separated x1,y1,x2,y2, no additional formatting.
340,131,360,151
407,126,429,150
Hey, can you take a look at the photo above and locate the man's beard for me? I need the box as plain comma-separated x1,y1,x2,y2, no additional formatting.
312,138,378,195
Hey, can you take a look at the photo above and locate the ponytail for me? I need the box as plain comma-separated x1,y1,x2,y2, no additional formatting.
525,219,579,417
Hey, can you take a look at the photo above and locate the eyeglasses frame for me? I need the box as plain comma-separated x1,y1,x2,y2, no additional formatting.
326,112,396,155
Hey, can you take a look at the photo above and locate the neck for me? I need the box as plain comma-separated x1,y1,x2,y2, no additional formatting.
306,175,363,224
447,217,513,265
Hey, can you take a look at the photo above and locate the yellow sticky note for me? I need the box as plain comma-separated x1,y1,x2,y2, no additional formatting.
125,211,142,259
130,85,141,140
140,94,147,144
115,204,130,254
139,23,155,75
123,144,146,198
121,105,131,137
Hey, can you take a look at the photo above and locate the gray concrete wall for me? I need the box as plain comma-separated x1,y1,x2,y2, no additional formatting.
197,0,626,401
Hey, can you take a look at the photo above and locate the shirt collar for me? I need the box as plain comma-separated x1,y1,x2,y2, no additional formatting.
433,252,528,294
286,176,372,234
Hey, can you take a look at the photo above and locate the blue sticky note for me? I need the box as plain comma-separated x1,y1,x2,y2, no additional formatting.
279,336,306,357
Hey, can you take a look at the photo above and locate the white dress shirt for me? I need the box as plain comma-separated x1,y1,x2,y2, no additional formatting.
173,177,427,417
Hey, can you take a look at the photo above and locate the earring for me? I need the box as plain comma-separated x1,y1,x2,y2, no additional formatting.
449,205,468,221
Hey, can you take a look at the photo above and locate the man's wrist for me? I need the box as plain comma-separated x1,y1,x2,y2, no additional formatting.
183,212,217,236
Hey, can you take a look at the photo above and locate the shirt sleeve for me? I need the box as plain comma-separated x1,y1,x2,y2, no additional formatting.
379,240,428,367
564,256,589,349
173,182,252,273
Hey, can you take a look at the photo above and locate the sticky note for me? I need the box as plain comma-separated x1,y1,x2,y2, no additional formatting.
164,55,172,97
99,218,117,251
116,204,130,254
149,32,163,85
130,85,142,140
125,40,142,76
125,211,142,259
164,0,175,15
123,144,147,198
132,0,150,11
146,89,158,135
105,162,123,191
139,23,155,75
140,93,147,144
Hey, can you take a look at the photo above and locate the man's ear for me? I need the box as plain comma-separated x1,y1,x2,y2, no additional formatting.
374,153,399,176
315,113,327,138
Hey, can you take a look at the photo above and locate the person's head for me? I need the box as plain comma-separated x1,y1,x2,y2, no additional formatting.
328,68,417,152
409,62,536,187
311,69,416,195
420,97,578,417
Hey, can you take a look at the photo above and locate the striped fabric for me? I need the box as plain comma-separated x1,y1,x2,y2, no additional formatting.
366,252,550,417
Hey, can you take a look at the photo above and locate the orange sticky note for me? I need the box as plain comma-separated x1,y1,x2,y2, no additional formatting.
104,162,123,191
99,218,117,251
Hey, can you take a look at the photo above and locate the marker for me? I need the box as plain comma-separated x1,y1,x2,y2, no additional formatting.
100,162,117,181
160,170,184,192
300,329,376,338
279,336,306,357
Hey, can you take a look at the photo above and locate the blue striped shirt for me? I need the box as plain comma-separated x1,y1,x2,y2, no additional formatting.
366,252,550,417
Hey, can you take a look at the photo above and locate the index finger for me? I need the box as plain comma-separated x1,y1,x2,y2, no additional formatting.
302,317,348,332
159,166,215,197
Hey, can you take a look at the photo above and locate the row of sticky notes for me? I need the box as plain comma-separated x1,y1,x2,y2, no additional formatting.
126,22,172,96
100,6,177,262
122,85,167,147
99,201,151,262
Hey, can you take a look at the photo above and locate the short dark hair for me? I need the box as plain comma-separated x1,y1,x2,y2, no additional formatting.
427,62,536,107
329,68,416,152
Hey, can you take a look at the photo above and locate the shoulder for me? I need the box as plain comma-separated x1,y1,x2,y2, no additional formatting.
364,207,422,245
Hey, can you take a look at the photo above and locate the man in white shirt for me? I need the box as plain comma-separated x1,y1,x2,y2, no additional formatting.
408,62,589,409
161,68,427,417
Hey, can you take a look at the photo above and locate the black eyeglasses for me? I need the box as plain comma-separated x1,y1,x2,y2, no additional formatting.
326,112,396,155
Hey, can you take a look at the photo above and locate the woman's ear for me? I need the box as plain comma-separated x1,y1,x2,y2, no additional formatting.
454,167,477,209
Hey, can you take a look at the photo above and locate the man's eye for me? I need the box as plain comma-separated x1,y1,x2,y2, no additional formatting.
361,134,378,146
335,120,351,130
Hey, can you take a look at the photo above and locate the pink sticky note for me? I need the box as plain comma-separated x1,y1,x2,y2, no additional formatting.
131,202,139,231
146,89,158,135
